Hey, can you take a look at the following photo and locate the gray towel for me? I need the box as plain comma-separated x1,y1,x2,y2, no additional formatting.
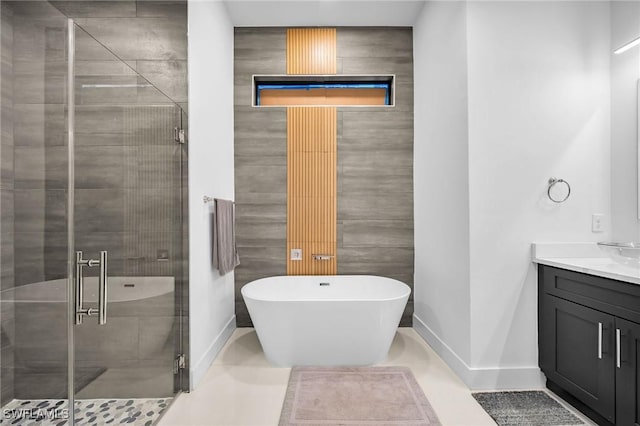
212,198,240,275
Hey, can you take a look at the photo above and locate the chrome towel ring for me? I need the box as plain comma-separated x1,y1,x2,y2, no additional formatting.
548,177,571,203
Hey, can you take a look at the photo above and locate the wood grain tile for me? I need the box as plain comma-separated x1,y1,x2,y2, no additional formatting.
234,28,414,325
342,220,413,248
74,17,187,61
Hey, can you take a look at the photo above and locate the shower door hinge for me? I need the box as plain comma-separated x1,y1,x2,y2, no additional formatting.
174,127,185,144
174,353,186,374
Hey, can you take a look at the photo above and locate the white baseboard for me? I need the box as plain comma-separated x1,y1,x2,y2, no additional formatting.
190,315,236,390
413,314,545,390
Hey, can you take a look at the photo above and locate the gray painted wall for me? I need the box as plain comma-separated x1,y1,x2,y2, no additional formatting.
234,27,414,327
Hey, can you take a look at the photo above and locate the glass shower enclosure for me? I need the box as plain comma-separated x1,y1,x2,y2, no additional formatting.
0,1,187,424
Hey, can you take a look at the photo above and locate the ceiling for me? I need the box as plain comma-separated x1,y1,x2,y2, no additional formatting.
222,0,426,27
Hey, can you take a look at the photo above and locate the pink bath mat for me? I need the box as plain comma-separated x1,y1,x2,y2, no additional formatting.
279,366,441,425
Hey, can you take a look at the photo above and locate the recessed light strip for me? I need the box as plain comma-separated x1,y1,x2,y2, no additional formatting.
614,36,640,55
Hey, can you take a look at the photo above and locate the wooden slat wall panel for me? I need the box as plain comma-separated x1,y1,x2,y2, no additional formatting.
286,28,337,75
286,107,337,275
286,28,337,275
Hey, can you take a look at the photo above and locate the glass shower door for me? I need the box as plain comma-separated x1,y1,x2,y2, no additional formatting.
0,4,185,424
69,22,184,424
0,1,71,423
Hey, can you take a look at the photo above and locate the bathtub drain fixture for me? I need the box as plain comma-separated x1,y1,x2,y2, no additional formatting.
319,282,330,286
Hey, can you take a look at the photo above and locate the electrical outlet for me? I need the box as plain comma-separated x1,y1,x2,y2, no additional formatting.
290,248,302,261
592,214,605,233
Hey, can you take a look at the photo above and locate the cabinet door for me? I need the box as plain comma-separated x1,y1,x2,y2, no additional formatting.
616,318,640,426
541,296,615,422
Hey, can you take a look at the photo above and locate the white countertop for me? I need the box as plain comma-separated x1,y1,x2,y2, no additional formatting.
532,243,640,286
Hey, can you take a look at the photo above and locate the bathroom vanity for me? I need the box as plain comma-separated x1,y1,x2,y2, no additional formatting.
535,246,640,426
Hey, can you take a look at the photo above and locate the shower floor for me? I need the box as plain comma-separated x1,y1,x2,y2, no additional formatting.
0,397,172,426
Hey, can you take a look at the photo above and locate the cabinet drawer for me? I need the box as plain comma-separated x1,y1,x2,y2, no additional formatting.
540,265,640,324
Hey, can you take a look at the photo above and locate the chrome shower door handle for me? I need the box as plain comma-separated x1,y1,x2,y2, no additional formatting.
75,251,85,325
75,250,108,325
98,251,108,325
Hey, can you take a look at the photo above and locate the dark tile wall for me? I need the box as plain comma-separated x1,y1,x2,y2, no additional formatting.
6,0,186,283
0,1,15,406
234,28,414,327
70,1,188,108
8,0,70,403
1,0,189,401
234,28,287,326
336,28,414,326
10,0,68,289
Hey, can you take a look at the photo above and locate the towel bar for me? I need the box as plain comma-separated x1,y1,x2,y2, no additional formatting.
204,196,235,204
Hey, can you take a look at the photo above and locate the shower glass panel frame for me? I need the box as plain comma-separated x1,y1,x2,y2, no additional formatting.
0,0,72,421
0,1,187,423
68,19,187,424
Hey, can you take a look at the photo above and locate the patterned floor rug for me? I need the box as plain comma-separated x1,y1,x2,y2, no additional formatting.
279,366,441,426
472,391,585,426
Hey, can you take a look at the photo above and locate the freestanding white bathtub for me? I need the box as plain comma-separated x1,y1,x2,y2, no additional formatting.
241,275,410,367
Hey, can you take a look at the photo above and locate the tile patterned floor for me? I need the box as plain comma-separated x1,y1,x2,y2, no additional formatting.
0,398,172,426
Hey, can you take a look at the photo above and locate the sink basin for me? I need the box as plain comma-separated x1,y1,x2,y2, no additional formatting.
597,242,640,267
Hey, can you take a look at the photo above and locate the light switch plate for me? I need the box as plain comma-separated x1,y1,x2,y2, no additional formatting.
290,248,302,261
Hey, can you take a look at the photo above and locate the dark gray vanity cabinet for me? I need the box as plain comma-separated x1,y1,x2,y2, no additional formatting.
616,318,640,426
538,265,640,426
540,295,615,422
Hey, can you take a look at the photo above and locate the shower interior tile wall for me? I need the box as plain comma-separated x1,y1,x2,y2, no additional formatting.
0,0,188,404
234,27,414,326
56,0,188,111
1,1,15,407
